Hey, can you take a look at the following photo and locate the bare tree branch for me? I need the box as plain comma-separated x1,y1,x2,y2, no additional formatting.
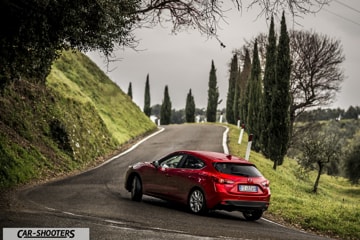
0,0,332,82
237,30,344,123
128,0,331,45
289,30,345,121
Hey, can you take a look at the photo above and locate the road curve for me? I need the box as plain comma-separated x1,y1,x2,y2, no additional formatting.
1,124,334,240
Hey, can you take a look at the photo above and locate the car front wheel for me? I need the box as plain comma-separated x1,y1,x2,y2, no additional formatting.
188,189,207,214
130,175,142,201
242,210,263,221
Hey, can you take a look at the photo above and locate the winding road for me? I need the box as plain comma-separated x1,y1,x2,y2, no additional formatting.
1,124,334,239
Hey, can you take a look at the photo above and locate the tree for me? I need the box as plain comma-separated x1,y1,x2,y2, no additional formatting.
233,66,241,125
239,48,252,125
151,104,161,118
289,30,345,129
127,82,133,99
237,34,268,74
240,30,344,140
226,54,238,124
246,40,263,152
344,106,359,120
295,107,345,122
160,85,172,125
171,109,185,124
268,12,291,170
0,0,138,86
296,122,343,193
345,143,360,185
185,89,196,123
206,60,219,122
261,15,277,158
0,0,330,88
144,74,151,117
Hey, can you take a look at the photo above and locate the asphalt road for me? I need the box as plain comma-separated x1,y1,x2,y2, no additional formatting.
1,124,334,240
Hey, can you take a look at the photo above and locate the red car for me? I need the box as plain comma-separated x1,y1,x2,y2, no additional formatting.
124,150,270,221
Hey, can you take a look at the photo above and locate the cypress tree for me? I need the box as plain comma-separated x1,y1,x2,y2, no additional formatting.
143,74,151,117
185,89,196,123
261,16,277,157
206,60,219,122
226,54,238,124
269,12,291,170
246,40,263,152
233,65,241,125
127,82,133,99
239,49,252,125
160,85,172,125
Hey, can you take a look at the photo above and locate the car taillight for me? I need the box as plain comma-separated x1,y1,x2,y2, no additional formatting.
261,180,270,188
212,176,234,184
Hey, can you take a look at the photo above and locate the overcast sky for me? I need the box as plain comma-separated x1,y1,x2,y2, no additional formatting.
87,0,360,111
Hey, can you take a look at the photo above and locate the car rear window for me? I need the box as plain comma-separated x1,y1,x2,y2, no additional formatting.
214,163,263,177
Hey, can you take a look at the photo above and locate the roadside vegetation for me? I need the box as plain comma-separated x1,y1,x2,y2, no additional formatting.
227,123,360,240
0,49,358,238
0,1,358,238
0,51,156,188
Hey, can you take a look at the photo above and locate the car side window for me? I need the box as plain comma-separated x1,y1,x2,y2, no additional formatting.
183,156,205,169
160,155,184,168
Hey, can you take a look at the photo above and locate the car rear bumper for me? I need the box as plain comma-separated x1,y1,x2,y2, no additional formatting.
215,200,269,212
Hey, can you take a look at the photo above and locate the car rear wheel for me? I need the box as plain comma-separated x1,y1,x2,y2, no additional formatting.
242,210,263,221
188,189,207,214
130,175,142,201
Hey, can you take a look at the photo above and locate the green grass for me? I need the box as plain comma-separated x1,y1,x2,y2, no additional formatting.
226,124,360,240
1,50,358,239
49,51,156,144
0,51,156,188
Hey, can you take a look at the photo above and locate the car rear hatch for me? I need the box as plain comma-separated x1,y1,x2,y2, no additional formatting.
212,162,270,196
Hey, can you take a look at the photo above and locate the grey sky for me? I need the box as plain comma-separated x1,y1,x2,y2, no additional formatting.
87,0,360,111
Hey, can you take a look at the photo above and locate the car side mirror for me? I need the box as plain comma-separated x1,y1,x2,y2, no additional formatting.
153,160,160,168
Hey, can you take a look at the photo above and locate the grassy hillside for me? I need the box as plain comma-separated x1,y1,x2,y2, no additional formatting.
227,124,359,240
1,49,358,239
0,51,156,188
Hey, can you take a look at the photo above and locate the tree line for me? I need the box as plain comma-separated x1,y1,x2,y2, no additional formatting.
5,0,356,186
129,69,359,187
129,14,358,186
223,13,347,174
123,11,352,187
224,13,294,170
296,106,360,122
130,59,220,125
222,14,360,188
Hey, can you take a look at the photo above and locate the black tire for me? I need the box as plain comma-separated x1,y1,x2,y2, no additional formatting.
130,175,142,201
188,189,207,214
242,210,263,221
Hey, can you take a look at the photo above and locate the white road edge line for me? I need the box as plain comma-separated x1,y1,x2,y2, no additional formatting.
92,127,165,170
222,126,229,155
46,125,288,233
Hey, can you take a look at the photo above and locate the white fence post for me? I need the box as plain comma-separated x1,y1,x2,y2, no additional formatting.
245,134,253,161
238,124,244,144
